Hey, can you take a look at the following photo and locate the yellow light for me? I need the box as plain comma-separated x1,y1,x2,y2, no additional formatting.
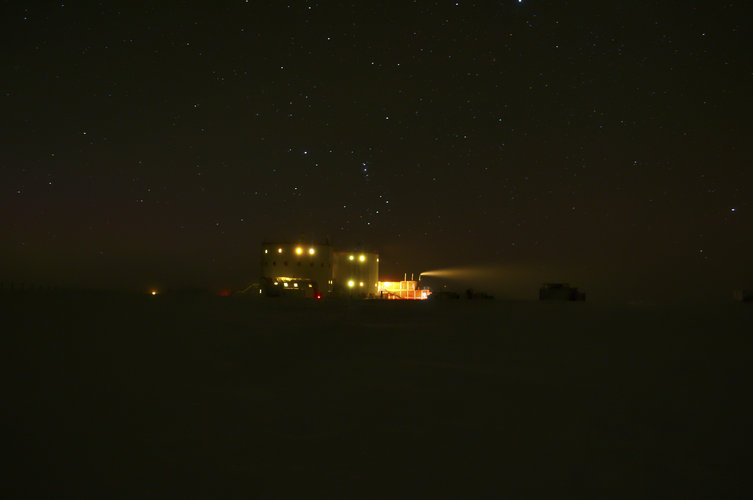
308,247,315,255
264,249,268,254
150,290,157,296
359,255,365,262
359,282,364,287
293,283,298,288
277,248,283,253
283,282,289,287
295,247,303,255
347,280,355,288
349,255,354,261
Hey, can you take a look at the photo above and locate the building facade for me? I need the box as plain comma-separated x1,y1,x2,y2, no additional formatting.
332,250,379,298
259,242,382,298
260,242,334,297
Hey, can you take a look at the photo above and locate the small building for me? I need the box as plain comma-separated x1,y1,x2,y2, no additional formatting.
377,280,431,300
539,283,585,301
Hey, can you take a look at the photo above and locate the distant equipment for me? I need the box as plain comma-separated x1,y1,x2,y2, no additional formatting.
539,283,586,301
428,291,460,300
465,289,493,300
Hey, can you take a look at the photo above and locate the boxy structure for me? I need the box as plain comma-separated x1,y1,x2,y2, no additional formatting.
333,250,379,298
377,280,431,300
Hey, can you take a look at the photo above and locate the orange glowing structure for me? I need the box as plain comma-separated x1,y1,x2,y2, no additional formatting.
377,280,431,300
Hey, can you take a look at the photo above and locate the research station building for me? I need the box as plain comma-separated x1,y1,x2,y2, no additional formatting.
260,241,379,298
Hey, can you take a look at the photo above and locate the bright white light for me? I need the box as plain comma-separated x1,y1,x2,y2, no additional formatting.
295,247,303,255
308,247,315,255
277,248,283,253
293,283,298,288
283,282,289,287
359,255,365,262
359,282,364,287
347,280,355,288
349,255,354,261
150,290,157,296
264,249,268,254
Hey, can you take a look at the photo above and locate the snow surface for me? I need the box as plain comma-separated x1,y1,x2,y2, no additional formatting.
3,292,751,497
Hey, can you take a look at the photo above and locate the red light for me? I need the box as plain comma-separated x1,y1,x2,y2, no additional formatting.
219,290,230,297
315,294,322,299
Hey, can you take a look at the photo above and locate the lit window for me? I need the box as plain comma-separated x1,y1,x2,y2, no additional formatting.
277,248,283,253
347,280,355,288
308,247,315,255
308,284,312,288
359,255,365,262
349,255,354,261
283,282,289,287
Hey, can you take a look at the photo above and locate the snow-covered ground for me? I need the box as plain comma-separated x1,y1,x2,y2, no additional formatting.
4,292,751,497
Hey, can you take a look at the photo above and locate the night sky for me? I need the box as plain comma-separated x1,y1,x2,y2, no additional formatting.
3,1,752,301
